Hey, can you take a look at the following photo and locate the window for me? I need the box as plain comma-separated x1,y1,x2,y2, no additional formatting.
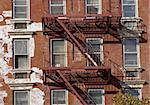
85,0,102,14
49,0,66,15
126,71,138,77
123,39,139,67
14,72,29,79
13,0,30,19
124,88,141,99
13,39,29,69
14,23,27,29
14,91,29,105
51,90,68,105
122,0,138,17
88,89,105,105
86,38,103,66
51,40,67,67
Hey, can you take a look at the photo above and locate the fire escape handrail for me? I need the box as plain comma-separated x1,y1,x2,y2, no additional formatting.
56,18,98,66
70,73,97,105
56,70,88,105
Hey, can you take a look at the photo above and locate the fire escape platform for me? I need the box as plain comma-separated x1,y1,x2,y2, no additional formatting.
42,14,147,43
43,66,111,85
42,14,122,42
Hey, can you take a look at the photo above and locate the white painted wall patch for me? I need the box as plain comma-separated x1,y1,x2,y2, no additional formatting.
0,15,4,22
2,11,12,18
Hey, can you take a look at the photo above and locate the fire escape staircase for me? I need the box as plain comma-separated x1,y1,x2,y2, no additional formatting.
42,15,146,105
43,16,126,105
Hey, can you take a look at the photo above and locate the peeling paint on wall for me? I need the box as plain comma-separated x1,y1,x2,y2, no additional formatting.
0,91,7,105
30,23,42,31
31,88,45,105
31,67,43,83
29,38,35,57
0,24,12,77
2,10,12,18
0,15,4,22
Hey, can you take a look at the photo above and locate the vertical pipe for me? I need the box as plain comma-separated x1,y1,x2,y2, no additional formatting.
71,0,73,14
109,0,112,14
119,0,122,15
78,0,81,13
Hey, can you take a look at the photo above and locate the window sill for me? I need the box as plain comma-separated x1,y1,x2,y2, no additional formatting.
9,83,33,90
8,31,34,37
12,69,32,73
123,79,147,86
121,17,142,22
10,19,31,24
125,67,143,72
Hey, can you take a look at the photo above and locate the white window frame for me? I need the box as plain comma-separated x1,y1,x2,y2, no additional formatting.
123,38,140,68
124,88,142,99
50,39,67,67
85,0,102,14
122,0,138,18
14,90,30,105
86,38,103,66
51,89,68,105
49,0,66,15
13,38,30,70
88,89,105,105
13,0,30,20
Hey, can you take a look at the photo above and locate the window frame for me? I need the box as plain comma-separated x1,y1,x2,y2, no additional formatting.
51,89,68,105
13,90,30,105
49,0,66,15
124,88,142,99
122,0,138,18
13,0,30,19
88,89,105,105
13,38,30,69
123,38,140,68
50,39,67,67
86,38,103,66
85,0,102,14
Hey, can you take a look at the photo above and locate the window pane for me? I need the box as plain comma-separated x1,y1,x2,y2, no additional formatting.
51,6,63,14
15,0,27,5
86,39,102,66
124,89,140,98
88,90,104,104
125,54,137,65
124,39,137,52
87,6,99,14
52,40,65,53
14,40,28,55
51,0,63,4
15,55,28,69
51,40,66,67
53,91,66,104
87,0,99,4
15,13,27,18
14,6,27,18
13,0,28,19
52,55,65,67
123,0,135,4
15,73,28,79
15,91,29,105
123,5,135,17
15,6,27,13
126,71,138,77
87,39,101,52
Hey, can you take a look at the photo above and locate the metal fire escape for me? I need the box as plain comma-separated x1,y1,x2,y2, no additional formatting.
42,0,147,105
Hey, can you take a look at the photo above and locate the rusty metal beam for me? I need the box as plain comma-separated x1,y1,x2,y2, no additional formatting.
43,66,110,71
57,70,88,105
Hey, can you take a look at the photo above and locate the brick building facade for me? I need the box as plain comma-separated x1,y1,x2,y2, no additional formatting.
0,0,149,105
